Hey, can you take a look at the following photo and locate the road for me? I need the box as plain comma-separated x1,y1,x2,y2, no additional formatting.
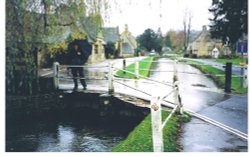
183,58,245,76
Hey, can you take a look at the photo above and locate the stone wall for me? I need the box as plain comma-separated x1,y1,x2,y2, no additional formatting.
6,92,150,121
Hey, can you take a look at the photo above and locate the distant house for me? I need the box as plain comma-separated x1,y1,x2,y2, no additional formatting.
190,26,223,57
120,25,137,57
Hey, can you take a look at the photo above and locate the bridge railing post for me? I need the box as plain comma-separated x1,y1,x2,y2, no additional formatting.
53,62,60,90
174,81,183,115
173,60,177,82
135,60,139,79
150,96,164,152
173,60,183,114
108,62,114,94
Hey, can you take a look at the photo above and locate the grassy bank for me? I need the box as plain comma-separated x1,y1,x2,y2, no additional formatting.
213,58,247,65
116,57,154,79
112,111,190,152
181,59,247,94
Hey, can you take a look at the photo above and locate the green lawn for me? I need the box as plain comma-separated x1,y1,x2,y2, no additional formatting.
112,111,190,152
181,59,247,94
116,57,154,79
212,58,246,65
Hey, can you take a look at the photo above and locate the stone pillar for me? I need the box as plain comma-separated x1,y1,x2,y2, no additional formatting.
91,43,95,64
101,44,105,60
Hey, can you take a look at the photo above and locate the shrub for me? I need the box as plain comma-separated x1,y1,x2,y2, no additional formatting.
219,54,240,59
200,55,212,59
189,54,197,58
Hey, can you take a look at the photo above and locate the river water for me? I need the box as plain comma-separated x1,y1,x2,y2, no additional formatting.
6,101,139,152
6,57,246,152
6,57,225,152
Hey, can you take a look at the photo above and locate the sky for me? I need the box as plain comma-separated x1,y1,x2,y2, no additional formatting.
104,0,213,36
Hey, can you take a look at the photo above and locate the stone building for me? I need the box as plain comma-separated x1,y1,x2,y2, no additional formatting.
190,26,223,57
82,15,105,64
120,25,137,57
87,31,105,64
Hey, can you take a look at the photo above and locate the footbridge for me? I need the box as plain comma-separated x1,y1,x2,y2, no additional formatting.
50,57,248,152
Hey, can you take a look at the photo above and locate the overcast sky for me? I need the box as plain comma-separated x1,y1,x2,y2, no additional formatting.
104,0,213,36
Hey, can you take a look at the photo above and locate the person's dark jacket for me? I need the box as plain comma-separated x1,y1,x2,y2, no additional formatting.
69,49,86,65
67,40,92,65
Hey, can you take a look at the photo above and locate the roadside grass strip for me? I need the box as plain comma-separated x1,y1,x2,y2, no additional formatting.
112,111,190,152
181,59,247,94
213,58,246,65
116,57,154,79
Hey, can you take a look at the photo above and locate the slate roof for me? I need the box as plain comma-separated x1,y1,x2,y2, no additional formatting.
103,27,120,43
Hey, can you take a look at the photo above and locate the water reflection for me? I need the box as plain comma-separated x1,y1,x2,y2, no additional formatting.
6,114,129,152
36,125,75,152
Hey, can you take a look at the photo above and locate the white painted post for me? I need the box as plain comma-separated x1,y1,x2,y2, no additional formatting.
240,65,244,88
135,60,139,79
150,96,164,152
174,60,177,75
53,62,60,90
172,60,183,114
108,62,114,94
243,66,248,88
173,60,178,83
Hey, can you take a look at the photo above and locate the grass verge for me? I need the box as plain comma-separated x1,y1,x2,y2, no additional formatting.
180,59,247,94
112,111,191,152
116,57,154,79
212,58,247,65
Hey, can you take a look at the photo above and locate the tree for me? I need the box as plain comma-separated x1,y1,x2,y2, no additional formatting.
104,41,116,58
6,0,109,95
209,0,248,52
166,30,185,53
156,28,164,52
136,28,162,52
183,9,192,53
165,34,172,48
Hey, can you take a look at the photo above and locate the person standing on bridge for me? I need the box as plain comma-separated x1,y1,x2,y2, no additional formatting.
69,44,87,91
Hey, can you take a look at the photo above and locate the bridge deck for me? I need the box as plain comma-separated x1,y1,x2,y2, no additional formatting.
58,83,175,109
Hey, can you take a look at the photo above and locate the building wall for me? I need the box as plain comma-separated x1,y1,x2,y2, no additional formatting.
120,25,137,57
191,26,223,56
